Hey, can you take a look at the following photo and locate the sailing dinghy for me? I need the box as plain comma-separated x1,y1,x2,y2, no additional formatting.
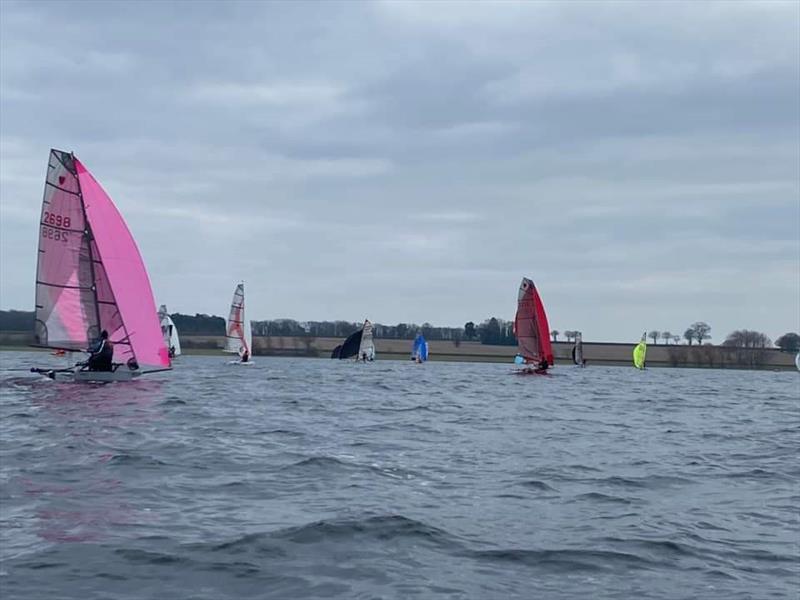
411,333,429,363
331,320,375,361
31,149,171,382
633,333,647,369
513,277,553,374
158,305,181,358
571,332,585,366
224,283,253,365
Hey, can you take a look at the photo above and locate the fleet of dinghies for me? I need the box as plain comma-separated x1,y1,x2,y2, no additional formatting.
27,149,687,381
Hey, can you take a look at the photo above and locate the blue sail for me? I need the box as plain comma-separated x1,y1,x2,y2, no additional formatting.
412,334,429,362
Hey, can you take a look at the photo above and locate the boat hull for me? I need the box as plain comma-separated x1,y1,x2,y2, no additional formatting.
40,368,141,383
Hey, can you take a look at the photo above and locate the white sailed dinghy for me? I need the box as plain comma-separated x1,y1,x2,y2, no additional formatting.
224,283,253,365
30,149,171,382
158,304,181,358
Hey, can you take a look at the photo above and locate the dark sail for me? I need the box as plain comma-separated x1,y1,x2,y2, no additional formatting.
330,344,343,359
337,328,363,359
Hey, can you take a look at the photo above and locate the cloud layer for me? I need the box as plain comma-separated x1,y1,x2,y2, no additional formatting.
1,0,798,342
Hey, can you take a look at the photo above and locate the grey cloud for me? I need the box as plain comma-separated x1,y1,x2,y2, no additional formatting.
1,0,798,341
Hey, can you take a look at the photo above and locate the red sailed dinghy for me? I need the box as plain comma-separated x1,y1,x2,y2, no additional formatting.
513,277,554,374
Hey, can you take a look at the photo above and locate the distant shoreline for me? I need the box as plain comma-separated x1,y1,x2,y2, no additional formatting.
1,334,795,371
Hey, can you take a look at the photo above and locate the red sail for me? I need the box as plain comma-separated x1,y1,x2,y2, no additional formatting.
532,284,553,366
514,277,553,365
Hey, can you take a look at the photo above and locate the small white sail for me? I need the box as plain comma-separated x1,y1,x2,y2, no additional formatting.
158,305,181,357
358,319,375,361
224,283,251,356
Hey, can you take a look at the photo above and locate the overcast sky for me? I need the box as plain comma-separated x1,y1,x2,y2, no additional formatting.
1,0,798,342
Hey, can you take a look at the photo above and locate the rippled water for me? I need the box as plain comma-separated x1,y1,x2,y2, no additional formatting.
1,351,798,599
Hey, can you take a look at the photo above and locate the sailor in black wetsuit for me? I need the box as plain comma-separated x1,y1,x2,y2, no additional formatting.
240,349,250,363
86,330,114,371
535,356,549,374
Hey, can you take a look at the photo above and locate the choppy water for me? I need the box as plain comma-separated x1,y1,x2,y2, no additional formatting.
1,351,798,599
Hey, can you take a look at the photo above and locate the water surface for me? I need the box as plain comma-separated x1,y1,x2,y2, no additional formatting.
1,352,798,599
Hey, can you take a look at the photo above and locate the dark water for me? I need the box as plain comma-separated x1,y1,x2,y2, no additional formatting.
1,351,798,599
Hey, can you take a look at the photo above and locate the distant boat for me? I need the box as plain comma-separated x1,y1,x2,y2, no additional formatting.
513,278,553,374
571,332,584,366
158,305,181,358
224,283,253,365
332,319,375,361
633,333,647,369
30,149,171,382
412,333,429,363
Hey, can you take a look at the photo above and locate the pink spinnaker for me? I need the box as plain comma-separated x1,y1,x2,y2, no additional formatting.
75,159,169,369
34,149,169,370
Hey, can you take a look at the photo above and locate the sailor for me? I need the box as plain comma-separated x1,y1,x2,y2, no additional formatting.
168,345,176,359
240,347,250,363
535,356,549,373
86,330,114,371
361,351,367,362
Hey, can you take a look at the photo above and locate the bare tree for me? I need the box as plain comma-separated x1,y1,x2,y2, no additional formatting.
684,327,695,345
672,335,680,345
661,331,672,344
691,321,712,344
648,330,660,344
551,330,559,342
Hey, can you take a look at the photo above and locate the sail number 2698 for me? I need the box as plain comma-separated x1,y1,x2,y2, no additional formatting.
41,212,72,243
43,211,71,228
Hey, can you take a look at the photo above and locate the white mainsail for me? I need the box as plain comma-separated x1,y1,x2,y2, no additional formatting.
158,305,181,356
224,283,251,356
358,319,375,360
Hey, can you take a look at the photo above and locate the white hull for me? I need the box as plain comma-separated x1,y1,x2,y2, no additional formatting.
227,359,254,366
40,367,141,383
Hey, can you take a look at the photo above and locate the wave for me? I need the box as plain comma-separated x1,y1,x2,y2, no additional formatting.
469,548,655,572
280,456,418,480
591,474,695,489
572,492,633,505
106,454,167,467
212,515,459,552
519,480,558,492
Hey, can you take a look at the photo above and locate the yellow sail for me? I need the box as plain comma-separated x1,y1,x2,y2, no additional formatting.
633,339,647,369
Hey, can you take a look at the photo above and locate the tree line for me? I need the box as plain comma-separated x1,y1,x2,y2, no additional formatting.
1,310,798,352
